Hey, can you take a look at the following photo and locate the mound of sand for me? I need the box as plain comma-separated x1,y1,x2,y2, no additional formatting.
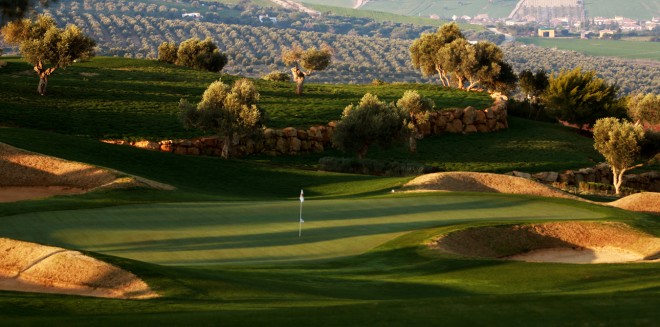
0,238,158,298
430,222,660,264
403,172,580,200
0,142,174,202
608,192,660,215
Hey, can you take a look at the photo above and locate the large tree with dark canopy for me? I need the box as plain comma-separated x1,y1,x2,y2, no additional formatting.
1,14,95,95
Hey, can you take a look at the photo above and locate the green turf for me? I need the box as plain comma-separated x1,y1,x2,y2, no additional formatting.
518,37,660,61
0,193,615,265
0,57,492,139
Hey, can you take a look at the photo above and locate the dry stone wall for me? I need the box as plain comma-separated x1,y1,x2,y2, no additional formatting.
509,163,660,193
104,93,508,158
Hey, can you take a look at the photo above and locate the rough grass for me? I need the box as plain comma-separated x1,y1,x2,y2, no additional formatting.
0,57,492,139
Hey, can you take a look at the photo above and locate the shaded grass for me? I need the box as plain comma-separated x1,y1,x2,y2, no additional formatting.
0,208,658,326
0,193,615,265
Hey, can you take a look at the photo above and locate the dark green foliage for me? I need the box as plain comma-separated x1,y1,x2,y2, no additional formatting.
319,156,441,176
176,37,227,72
333,93,408,159
157,41,177,64
519,69,549,103
543,67,625,130
0,0,55,24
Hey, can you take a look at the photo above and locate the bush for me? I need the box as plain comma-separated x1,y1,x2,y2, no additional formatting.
261,71,291,82
319,157,441,177
157,42,178,64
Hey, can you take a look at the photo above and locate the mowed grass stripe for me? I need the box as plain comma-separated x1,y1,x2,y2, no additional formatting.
0,194,609,265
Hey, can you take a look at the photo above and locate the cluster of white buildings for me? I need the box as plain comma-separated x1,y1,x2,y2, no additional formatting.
592,16,659,31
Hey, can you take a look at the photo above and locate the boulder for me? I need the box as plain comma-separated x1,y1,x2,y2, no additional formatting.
290,137,302,152
297,129,308,139
462,106,476,125
476,124,490,133
276,137,288,153
512,171,532,179
446,119,463,133
263,128,277,138
283,127,297,138
475,110,487,124
453,108,464,120
133,140,160,151
464,124,478,133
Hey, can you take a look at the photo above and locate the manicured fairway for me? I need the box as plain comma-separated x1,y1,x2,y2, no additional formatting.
0,194,611,265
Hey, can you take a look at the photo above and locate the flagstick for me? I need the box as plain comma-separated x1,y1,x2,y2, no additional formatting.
299,198,303,238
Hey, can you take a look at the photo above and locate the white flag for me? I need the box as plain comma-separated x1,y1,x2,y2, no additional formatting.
300,189,304,203
300,217,304,223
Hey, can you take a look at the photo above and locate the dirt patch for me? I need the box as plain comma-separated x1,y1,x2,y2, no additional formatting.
0,238,158,299
430,222,660,264
403,172,580,200
608,192,660,215
0,142,174,202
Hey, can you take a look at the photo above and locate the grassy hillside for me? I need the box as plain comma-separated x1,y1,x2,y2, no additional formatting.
0,57,491,140
518,37,660,61
304,0,518,19
300,0,659,20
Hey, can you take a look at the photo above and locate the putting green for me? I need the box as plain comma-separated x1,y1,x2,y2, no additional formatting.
0,194,608,265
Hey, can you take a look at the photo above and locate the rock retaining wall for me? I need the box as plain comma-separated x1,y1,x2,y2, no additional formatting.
508,163,660,193
104,93,508,157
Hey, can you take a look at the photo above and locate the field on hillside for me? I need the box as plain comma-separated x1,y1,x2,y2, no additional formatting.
303,0,518,19
0,57,491,139
518,37,660,61
0,56,604,173
301,0,659,20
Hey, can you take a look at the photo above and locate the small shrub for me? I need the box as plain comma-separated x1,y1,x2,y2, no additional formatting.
371,78,387,86
319,157,441,177
261,71,291,82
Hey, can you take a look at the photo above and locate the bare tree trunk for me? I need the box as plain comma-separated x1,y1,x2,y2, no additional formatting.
409,135,417,153
291,66,307,95
221,135,231,159
466,79,480,91
357,143,369,160
34,60,56,96
612,167,624,195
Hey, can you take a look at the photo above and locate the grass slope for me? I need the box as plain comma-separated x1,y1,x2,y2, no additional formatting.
0,57,491,139
518,37,660,61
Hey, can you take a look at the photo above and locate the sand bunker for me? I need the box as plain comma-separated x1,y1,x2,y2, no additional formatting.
0,142,174,202
608,192,660,215
403,172,580,200
430,222,660,264
0,238,158,298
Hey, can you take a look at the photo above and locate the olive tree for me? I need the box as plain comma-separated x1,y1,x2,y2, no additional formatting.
157,41,178,64
333,93,408,159
396,90,434,153
410,22,464,87
281,45,332,95
593,117,645,195
176,37,228,72
626,93,659,125
543,68,623,131
1,15,95,95
179,78,265,159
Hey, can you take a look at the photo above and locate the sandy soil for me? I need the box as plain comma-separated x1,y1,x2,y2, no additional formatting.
430,222,660,264
0,238,158,299
403,172,580,200
0,142,174,202
608,192,660,215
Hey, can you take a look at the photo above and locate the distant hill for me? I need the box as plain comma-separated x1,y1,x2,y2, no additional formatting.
300,0,660,20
